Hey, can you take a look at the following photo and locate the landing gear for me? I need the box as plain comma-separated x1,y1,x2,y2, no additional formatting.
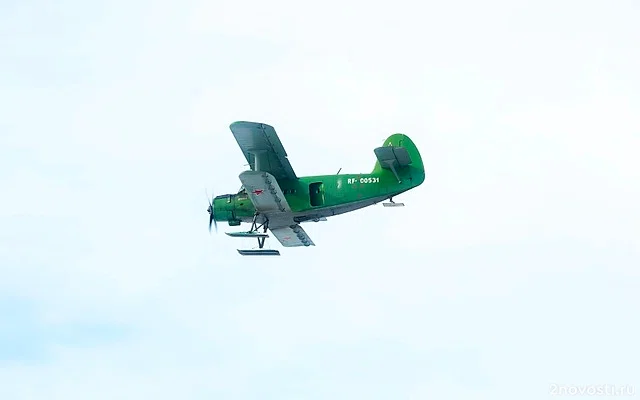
382,196,405,207
227,213,280,256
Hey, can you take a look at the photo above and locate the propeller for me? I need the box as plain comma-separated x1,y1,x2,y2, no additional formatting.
206,189,217,233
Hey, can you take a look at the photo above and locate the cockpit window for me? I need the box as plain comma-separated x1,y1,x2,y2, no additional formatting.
237,187,248,200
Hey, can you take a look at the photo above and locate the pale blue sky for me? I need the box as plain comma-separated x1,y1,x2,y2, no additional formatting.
1,0,639,399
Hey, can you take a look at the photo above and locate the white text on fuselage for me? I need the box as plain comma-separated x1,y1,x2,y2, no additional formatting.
347,177,380,184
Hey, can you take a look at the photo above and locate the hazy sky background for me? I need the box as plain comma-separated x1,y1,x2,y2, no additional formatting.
1,0,639,398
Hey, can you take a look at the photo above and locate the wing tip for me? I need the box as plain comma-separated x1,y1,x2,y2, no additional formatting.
230,121,274,130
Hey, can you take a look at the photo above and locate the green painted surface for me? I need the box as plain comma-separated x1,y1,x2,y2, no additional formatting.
213,133,425,225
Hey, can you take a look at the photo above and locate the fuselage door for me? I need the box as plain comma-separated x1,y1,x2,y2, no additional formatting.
309,182,325,207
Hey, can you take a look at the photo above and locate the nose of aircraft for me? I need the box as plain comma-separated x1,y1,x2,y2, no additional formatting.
207,193,237,232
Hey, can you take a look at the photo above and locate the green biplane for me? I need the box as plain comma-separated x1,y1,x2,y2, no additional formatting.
207,121,425,255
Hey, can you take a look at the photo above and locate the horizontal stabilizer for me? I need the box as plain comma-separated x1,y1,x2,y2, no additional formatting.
237,249,280,256
374,146,412,169
226,231,269,238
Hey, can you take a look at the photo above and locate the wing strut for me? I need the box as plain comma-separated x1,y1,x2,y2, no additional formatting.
250,150,267,173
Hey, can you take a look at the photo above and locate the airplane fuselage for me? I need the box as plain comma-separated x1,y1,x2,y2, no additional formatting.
214,167,424,226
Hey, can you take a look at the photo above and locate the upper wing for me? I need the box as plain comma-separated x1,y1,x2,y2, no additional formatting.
230,121,298,181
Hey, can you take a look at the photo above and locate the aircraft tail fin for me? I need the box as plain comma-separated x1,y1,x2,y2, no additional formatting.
372,134,425,186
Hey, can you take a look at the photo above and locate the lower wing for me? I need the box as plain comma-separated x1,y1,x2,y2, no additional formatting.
238,170,315,248
270,224,315,247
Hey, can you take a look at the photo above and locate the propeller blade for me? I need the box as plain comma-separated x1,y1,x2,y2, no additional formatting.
212,211,218,232
206,189,218,233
